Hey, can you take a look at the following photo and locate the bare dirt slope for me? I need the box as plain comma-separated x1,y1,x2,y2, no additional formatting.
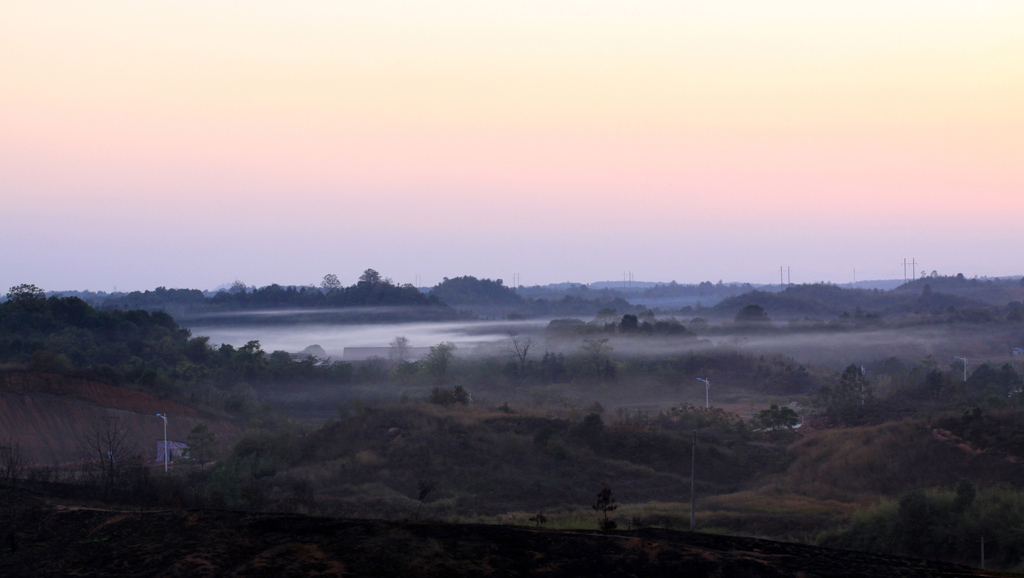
0,371,243,464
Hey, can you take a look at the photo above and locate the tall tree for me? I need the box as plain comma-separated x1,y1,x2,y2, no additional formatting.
389,336,411,365
359,269,384,286
320,274,342,292
425,342,457,383
185,424,217,472
80,414,135,494
506,331,534,378
580,338,613,378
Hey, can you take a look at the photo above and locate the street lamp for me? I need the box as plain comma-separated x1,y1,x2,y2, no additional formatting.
156,413,168,472
954,357,967,383
696,378,711,408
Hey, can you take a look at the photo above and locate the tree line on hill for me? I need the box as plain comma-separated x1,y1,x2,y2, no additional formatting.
0,284,365,419
36,271,646,321
17,271,1023,326
710,279,1024,324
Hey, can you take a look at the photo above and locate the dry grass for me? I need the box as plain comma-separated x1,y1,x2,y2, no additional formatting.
780,419,1024,499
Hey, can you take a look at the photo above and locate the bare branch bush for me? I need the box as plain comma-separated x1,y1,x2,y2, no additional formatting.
506,331,534,380
0,439,26,486
79,414,137,495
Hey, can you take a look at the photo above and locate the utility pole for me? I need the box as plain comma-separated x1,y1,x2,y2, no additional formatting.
787,267,791,286
903,258,908,283
911,259,917,280
690,430,696,531
780,266,784,287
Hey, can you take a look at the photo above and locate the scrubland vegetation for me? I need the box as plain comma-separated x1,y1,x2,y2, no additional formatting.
3,275,1024,570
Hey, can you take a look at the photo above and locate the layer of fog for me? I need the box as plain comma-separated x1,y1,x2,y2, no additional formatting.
187,318,550,359
186,306,438,319
189,314,1022,370
625,295,726,309
725,326,1022,368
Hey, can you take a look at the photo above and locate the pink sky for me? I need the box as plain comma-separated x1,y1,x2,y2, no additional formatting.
2,2,1022,290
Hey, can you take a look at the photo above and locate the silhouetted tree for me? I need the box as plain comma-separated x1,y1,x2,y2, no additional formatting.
425,342,457,383
358,269,384,286
80,414,135,495
619,314,639,333
820,365,877,425
506,331,534,378
389,336,411,366
592,487,618,531
735,304,769,323
580,339,613,379
185,424,217,472
320,273,342,292
415,479,436,519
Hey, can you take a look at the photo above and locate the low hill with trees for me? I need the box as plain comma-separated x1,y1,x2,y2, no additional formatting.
711,283,1001,321
428,276,644,318
0,283,365,420
97,269,455,323
894,274,1024,305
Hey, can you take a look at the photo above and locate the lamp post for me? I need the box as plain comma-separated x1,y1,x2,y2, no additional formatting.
954,356,967,383
696,378,711,408
156,413,168,472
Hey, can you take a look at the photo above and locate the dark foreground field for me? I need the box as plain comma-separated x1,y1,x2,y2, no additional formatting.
1,505,1015,578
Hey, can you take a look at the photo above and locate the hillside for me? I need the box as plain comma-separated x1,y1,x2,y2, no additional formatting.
0,503,1011,577
712,283,996,320
0,371,243,463
895,276,1024,305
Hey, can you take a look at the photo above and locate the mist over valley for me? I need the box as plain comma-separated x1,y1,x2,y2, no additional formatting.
5,2,1024,573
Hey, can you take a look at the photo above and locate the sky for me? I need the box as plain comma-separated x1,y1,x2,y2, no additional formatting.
2,1,1022,292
